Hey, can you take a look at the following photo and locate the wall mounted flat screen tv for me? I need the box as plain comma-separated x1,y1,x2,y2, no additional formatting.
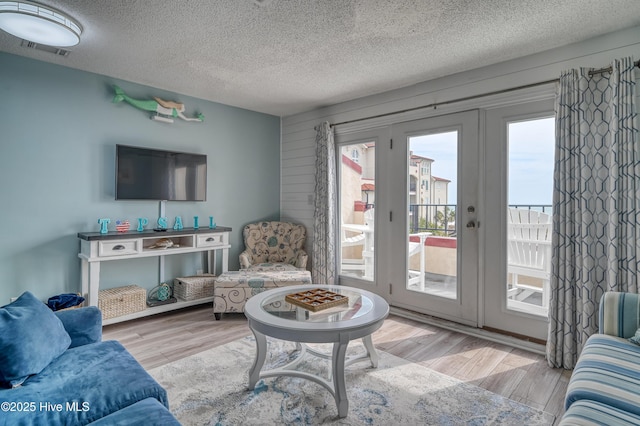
116,145,207,201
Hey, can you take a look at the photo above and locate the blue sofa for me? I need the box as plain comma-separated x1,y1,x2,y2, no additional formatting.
0,292,178,425
560,292,640,425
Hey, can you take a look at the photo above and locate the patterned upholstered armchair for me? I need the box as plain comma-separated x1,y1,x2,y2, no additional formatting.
239,221,308,271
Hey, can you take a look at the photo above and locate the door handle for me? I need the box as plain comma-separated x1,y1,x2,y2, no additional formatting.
466,221,476,228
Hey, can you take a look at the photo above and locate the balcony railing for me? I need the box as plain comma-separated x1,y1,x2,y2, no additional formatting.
508,204,553,214
409,204,456,235
409,204,552,235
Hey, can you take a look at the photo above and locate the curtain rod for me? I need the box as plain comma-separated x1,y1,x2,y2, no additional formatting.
331,78,558,127
588,59,640,76
332,60,640,128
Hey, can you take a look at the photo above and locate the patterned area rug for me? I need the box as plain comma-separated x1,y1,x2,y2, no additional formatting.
149,337,555,425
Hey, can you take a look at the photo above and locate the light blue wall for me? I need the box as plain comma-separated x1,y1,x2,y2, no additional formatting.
0,52,281,304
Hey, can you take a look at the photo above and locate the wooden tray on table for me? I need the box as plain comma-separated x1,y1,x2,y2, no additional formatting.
285,288,349,312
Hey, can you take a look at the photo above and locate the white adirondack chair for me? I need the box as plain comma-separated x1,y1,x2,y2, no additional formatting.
507,208,552,309
340,209,374,278
407,232,430,290
341,208,428,283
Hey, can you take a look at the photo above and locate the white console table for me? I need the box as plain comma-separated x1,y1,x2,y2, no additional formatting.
78,227,231,324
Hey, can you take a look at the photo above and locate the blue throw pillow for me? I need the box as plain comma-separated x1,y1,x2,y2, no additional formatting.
629,328,640,345
0,291,71,388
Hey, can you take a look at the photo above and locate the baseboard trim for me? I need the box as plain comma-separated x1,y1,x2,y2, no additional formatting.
389,306,547,356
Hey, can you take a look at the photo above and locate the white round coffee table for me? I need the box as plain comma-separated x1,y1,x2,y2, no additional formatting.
244,284,389,418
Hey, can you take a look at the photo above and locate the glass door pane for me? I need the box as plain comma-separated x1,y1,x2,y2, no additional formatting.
506,117,554,316
339,141,375,281
407,132,457,299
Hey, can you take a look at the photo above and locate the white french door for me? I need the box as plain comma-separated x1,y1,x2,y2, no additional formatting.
387,111,479,325
483,100,554,340
335,98,553,341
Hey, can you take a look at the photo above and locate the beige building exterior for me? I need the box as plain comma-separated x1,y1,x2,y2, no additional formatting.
340,147,451,231
409,154,451,232
340,143,456,279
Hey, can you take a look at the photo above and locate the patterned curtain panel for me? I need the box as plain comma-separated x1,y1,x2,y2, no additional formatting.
547,57,639,369
312,122,337,284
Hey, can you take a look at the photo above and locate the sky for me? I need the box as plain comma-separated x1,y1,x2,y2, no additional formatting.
507,117,555,206
409,116,555,206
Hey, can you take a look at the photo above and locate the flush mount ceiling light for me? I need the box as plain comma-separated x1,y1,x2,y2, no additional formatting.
0,1,81,47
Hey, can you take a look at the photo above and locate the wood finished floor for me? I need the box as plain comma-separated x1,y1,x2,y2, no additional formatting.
103,304,569,424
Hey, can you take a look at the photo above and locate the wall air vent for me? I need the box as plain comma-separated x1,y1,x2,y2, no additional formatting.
21,40,70,57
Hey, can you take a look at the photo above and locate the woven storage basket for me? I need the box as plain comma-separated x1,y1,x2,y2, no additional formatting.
98,285,146,320
174,274,215,301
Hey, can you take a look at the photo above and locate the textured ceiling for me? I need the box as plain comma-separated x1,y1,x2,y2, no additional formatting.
1,0,640,116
